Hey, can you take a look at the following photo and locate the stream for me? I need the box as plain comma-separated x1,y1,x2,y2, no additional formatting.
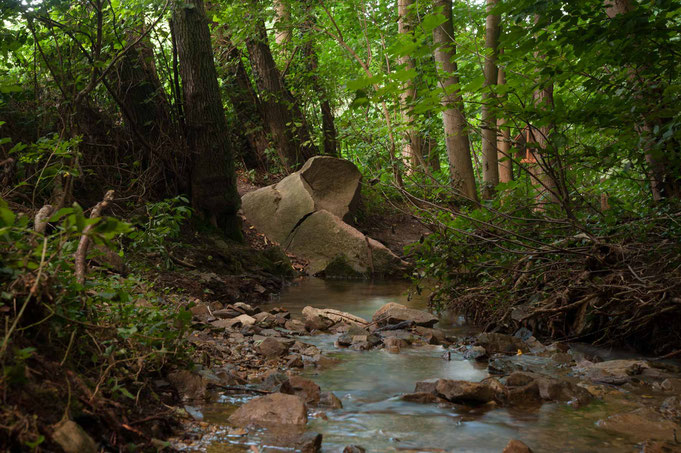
197,278,668,452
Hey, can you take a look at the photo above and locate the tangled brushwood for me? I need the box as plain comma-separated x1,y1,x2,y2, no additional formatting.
412,195,681,357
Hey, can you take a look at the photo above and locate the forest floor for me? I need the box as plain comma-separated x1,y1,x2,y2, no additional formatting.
6,173,679,452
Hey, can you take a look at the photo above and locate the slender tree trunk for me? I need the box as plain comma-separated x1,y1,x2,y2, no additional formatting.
302,17,338,157
172,0,241,237
273,0,292,48
530,83,560,208
218,36,270,169
605,0,677,200
432,0,478,201
481,0,500,199
424,134,440,173
246,18,318,171
496,57,512,183
398,0,424,172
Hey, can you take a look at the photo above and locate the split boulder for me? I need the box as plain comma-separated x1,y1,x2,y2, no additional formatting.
241,157,405,277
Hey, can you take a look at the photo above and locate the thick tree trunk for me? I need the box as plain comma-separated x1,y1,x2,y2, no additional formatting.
112,31,188,196
432,0,478,201
481,0,500,199
246,18,318,171
115,34,173,148
398,0,424,172
496,59,512,183
172,0,241,237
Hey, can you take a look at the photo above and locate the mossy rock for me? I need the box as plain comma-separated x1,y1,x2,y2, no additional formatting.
320,255,366,279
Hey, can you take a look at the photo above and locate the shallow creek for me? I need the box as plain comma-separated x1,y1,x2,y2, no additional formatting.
200,278,660,452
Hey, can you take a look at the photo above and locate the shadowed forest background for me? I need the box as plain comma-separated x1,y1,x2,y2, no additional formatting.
1,0,681,450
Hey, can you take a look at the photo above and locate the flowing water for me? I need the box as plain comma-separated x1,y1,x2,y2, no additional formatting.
203,278,652,452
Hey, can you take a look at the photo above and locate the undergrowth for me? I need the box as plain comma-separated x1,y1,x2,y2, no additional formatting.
0,198,194,451
410,180,681,356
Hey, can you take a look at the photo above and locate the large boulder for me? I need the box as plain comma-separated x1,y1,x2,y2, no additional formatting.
241,157,405,277
241,156,360,245
281,376,321,406
286,210,404,276
257,337,290,358
505,372,591,406
298,156,362,222
228,393,308,427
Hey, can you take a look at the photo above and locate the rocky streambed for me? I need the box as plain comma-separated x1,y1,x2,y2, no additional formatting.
169,279,681,452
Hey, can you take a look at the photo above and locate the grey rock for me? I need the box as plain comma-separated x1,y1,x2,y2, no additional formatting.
51,420,97,453
463,345,488,361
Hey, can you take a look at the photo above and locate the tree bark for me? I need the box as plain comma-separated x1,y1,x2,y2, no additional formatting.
496,56,512,183
112,31,184,195
302,14,338,157
246,17,318,171
218,36,270,169
605,0,677,200
530,83,560,208
273,0,292,48
481,0,500,199
172,0,241,237
432,0,478,200
398,0,424,172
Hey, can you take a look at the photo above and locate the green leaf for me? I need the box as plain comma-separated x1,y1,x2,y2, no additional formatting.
421,13,447,33
0,201,16,228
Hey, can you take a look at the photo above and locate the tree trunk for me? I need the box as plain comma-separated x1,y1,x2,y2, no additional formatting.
172,0,241,238
113,32,185,196
424,134,440,173
218,36,270,169
530,84,560,208
481,0,500,199
432,0,478,201
496,56,512,183
398,0,424,172
302,16,338,157
605,0,678,200
246,17,318,171
273,0,292,48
